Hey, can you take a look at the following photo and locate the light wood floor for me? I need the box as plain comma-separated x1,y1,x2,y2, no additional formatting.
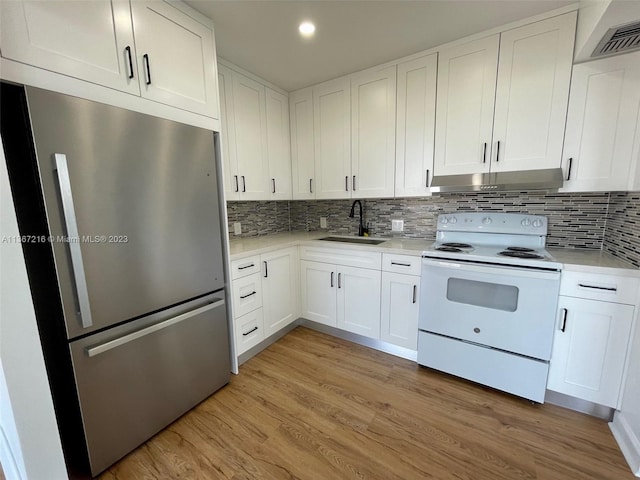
100,326,634,479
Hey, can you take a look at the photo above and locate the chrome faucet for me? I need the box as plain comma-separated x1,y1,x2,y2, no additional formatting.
348,200,367,236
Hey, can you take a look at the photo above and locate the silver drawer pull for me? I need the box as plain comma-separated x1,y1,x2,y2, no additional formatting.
391,262,411,267
240,291,256,299
238,263,255,270
578,283,617,292
242,326,258,336
54,153,93,329
86,299,224,357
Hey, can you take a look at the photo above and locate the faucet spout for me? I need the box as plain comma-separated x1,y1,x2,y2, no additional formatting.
349,200,365,236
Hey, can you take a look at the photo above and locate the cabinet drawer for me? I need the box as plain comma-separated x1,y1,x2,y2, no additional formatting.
235,308,264,355
382,254,421,275
232,273,263,317
560,271,640,305
231,255,261,279
299,246,381,270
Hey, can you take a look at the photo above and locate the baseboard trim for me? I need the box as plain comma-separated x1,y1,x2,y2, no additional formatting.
545,390,614,420
610,412,640,477
301,319,418,362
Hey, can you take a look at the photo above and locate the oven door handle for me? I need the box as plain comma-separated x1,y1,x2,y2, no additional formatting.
421,258,560,280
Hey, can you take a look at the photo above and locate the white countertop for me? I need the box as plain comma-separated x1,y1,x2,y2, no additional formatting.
228,232,640,276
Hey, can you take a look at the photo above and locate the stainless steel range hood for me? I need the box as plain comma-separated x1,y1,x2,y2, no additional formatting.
430,168,564,193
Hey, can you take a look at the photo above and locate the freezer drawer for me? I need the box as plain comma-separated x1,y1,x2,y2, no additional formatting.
69,294,230,476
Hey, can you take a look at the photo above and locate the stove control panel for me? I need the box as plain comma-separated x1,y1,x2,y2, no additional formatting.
437,212,548,235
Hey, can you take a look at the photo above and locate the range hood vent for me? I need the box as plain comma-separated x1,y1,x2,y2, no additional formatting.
592,21,640,58
430,168,564,194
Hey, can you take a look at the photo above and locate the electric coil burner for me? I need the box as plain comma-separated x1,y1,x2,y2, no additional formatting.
419,212,562,403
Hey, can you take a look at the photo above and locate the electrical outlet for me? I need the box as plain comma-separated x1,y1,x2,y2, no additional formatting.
320,217,327,229
391,219,404,232
233,222,242,235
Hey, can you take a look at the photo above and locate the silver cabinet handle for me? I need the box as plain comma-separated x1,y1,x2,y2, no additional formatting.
86,299,224,357
412,285,417,304
54,153,93,329
578,283,617,292
560,308,568,332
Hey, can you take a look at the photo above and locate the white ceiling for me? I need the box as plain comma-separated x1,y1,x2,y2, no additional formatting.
186,0,574,92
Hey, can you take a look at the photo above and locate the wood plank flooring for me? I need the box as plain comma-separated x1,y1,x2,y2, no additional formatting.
99,326,634,479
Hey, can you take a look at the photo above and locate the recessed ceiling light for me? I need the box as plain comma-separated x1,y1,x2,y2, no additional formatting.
299,21,315,37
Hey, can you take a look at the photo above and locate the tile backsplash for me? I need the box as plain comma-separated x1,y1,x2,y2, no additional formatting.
227,191,640,266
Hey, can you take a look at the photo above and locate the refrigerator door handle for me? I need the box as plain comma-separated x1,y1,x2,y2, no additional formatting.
54,153,93,329
85,298,225,357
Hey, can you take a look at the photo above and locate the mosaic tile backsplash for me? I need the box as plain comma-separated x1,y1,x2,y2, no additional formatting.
227,191,640,266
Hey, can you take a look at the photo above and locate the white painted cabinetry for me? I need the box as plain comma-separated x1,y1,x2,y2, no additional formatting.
548,271,639,408
313,77,352,199
351,66,397,198
561,52,640,192
290,88,316,199
218,63,291,201
230,248,299,356
1,0,220,118
395,54,438,197
380,254,421,350
434,12,576,176
300,247,382,337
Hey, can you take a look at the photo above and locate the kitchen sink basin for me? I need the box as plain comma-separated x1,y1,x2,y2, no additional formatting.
318,236,387,245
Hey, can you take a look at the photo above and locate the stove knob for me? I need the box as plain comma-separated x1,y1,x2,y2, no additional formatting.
532,219,543,228
449,217,457,224
482,217,492,225
521,218,531,227
441,217,448,224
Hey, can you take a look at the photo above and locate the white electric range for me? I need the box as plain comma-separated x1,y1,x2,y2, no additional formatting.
418,212,562,403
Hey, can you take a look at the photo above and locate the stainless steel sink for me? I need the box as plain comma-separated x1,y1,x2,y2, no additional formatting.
318,236,387,245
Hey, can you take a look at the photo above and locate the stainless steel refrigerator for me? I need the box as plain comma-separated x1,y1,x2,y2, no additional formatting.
1,83,230,477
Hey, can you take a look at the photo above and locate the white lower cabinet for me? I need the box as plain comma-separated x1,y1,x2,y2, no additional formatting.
381,272,420,350
548,272,639,408
231,247,298,356
300,260,337,327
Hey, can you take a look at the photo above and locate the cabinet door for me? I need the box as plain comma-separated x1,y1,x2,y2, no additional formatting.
491,12,576,172
218,65,239,199
381,272,420,350
395,54,437,197
313,77,352,199
300,260,336,327
265,88,292,200
290,88,316,199
561,52,640,192
351,66,396,198
130,1,218,117
548,297,634,408
0,0,139,95
337,266,381,339
262,248,299,337
231,72,270,200
434,35,499,176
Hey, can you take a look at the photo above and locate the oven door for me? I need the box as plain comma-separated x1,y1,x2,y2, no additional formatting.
420,258,560,360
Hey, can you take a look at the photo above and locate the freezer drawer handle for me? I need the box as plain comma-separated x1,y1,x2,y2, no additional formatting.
54,153,93,329
578,283,617,292
85,299,225,357
240,291,256,299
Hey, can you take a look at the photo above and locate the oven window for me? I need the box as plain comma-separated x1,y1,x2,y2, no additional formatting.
446,278,519,312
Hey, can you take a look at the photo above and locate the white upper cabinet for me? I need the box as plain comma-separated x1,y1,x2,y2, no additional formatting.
351,65,397,198
395,54,438,197
218,65,239,199
265,88,292,200
561,52,640,192
290,88,316,199
434,12,576,176
0,0,139,95
313,76,352,199
434,35,499,176
130,1,218,117
492,13,576,172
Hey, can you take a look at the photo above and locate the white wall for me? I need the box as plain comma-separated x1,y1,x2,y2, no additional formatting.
0,139,68,479
611,304,640,477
